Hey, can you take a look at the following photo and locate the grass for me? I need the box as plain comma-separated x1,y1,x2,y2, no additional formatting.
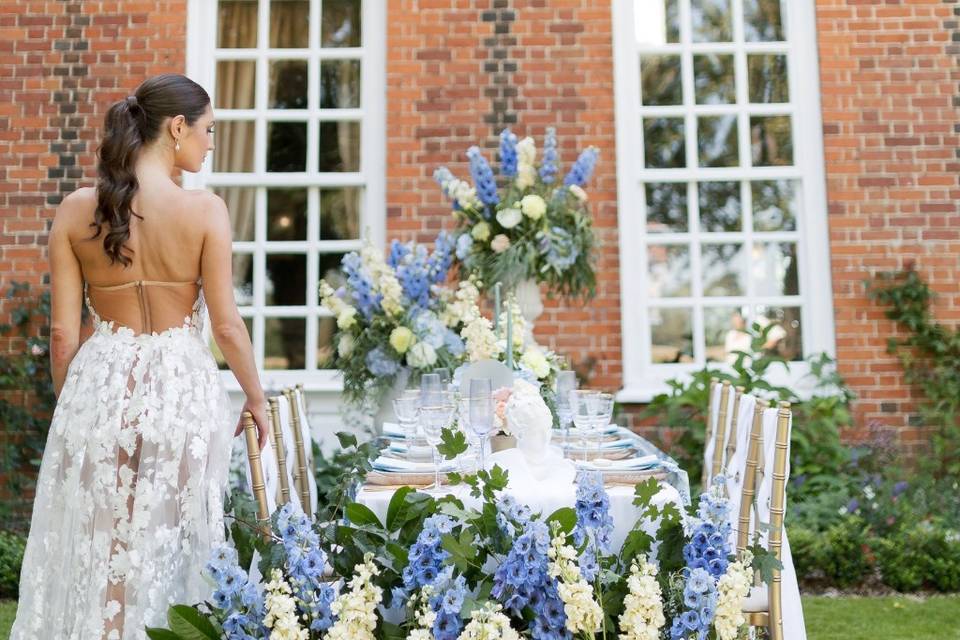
0,595,958,638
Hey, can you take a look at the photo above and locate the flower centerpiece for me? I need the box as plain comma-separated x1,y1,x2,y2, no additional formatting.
319,233,465,410
434,127,599,302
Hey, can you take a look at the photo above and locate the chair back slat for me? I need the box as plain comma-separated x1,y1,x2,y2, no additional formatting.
736,399,767,554
285,388,312,518
708,380,733,484
242,410,271,539
702,377,720,490
268,397,291,506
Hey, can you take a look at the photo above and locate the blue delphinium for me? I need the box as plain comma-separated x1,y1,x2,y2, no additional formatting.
682,475,732,580
455,233,473,261
402,514,455,594
428,566,467,640
573,470,614,582
539,127,558,184
394,243,432,309
495,494,533,538
467,146,500,211
204,545,267,639
366,345,399,376
275,503,336,632
537,226,580,273
499,128,518,177
427,231,455,284
492,516,570,640
387,238,411,269
563,147,599,187
670,567,718,640
341,252,380,320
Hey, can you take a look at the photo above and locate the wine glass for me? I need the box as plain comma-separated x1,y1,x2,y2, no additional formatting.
569,390,599,462
420,373,442,406
468,378,494,472
420,393,455,491
592,392,615,460
392,390,421,443
555,371,577,450
434,367,451,390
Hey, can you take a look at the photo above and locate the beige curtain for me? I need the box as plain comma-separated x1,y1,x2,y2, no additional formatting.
270,1,309,48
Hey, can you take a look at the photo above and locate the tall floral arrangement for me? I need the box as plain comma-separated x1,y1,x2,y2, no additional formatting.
434,127,598,299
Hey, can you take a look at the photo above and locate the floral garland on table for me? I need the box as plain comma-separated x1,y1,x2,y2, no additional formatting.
435,127,598,300
319,233,464,407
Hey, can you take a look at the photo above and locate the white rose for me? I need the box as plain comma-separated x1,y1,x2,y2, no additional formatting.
520,194,547,220
490,234,511,253
337,334,355,357
568,184,587,202
520,348,550,379
471,221,491,242
496,207,523,229
407,342,437,369
337,307,357,329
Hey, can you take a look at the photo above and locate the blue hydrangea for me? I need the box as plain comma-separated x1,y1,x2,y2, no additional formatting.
366,345,399,377
444,329,465,357
204,545,267,639
539,127,558,184
413,310,446,349
467,146,500,211
499,128,518,177
573,470,614,582
455,233,473,261
341,252,380,320
537,226,580,274
563,147,598,187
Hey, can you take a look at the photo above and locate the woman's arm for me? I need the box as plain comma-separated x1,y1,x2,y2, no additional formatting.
48,196,84,398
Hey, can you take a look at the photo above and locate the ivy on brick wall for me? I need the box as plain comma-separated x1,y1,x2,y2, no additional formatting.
0,282,55,527
867,266,960,477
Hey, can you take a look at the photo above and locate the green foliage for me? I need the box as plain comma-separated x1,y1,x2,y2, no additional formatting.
438,426,468,459
0,282,56,526
312,432,382,525
0,530,25,598
873,523,960,593
819,517,871,589
146,604,222,639
867,267,960,476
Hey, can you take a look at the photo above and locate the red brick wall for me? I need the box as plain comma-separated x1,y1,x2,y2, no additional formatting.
816,0,960,450
384,0,622,392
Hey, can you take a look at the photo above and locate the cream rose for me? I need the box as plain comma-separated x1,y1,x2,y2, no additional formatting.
407,342,438,369
520,194,547,220
389,326,415,354
496,207,523,229
491,234,511,253
337,307,357,330
471,221,491,242
521,348,551,379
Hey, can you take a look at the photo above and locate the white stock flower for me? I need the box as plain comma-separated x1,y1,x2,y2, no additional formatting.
618,556,665,640
713,553,752,640
496,207,523,229
263,569,308,640
337,334,355,357
407,342,438,369
327,554,383,640
568,184,588,202
516,136,536,165
337,307,358,330
520,194,547,220
548,534,602,635
320,281,347,316
490,234,511,254
457,602,520,640
360,241,404,317
461,315,502,362
515,164,537,190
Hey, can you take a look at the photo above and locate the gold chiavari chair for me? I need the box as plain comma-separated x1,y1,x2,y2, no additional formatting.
268,396,292,507
724,385,746,466
702,377,720,491
705,380,733,489
241,410,271,540
736,400,791,640
284,387,312,517
292,383,319,512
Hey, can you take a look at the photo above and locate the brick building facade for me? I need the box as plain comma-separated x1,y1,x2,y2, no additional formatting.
2,1,958,461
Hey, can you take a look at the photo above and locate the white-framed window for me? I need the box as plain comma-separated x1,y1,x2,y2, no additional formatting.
612,0,835,401
185,0,385,392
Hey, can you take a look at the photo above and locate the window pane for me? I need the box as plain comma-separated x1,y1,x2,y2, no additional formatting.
650,307,693,363
698,115,738,167
216,61,256,109
213,187,256,241
640,55,682,106
266,254,307,305
645,183,688,233
321,60,362,108
698,181,741,232
748,54,789,103
704,306,744,363
267,189,308,241
752,242,799,296
267,121,308,172
270,0,310,48
691,0,732,42
750,116,792,166
322,0,361,47
212,317,253,370
744,0,785,42
694,54,735,105
648,244,691,297
753,306,802,361
232,252,254,305
218,0,258,48
213,121,255,172
751,180,797,232
644,117,686,169
635,0,680,45
265,317,306,369
702,243,745,296
320,188,362,240
319,121,361,172
317,316,337,368
269,60,308,109
319,252,347,287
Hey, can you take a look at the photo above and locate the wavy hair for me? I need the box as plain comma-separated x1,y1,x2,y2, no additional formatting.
91,74,210,266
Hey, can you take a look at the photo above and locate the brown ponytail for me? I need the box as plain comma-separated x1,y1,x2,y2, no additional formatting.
91,74,210,266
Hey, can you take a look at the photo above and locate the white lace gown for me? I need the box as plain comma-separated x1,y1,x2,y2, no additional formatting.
11,280,234,640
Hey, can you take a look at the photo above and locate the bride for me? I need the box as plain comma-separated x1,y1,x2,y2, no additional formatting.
10,74,270,639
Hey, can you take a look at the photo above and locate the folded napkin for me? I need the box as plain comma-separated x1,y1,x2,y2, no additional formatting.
563,436,636,451
372,455,457,473
577,454,660,471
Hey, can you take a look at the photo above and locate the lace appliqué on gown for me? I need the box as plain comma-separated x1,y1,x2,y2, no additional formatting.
10,283,234,640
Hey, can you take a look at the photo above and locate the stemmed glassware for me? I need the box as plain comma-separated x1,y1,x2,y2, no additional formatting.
569,390,600,462
419,390,455,491
392,389,421,442
592,392,615,459
467,378,495,472
555,371,577,450
434,367,451,390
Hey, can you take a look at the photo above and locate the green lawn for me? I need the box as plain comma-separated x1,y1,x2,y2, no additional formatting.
1,596,958,638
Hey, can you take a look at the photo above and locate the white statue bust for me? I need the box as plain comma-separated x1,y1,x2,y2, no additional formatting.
504,379,556,471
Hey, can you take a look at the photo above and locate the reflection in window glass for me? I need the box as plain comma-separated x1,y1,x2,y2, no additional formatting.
266,254,307,305
698,182,741,232
752,180,797,231
320,188,362,240
232,252,254,306
702,244,745,296
641,55,683,106
321,60,362,108
218,0,258,49
752,242,799,296
267,189,308,241
644,118,686,169
322,0,361,47
213,121,255,172
754,305,802,361
268,122,308,172
317,316,337,368
750,116,793,166
319,121,361,172
698,116,739,167
650,307,694,363
748,54,789,103
694,54,735,104
216,61,256,109
691,0,732,43
645,183,688,233
744,0,785,42
270,0,310,48
269,60,308,109
704,306,743,363
319,253,347,290
265,318,306,369
648,244,691,297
